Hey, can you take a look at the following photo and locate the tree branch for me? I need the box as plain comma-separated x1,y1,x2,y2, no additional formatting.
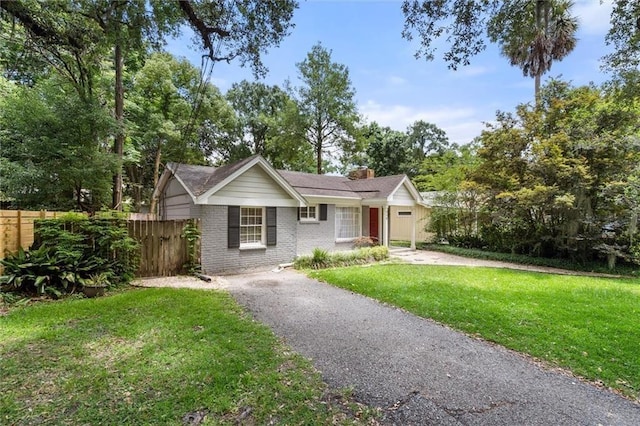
177,0,230,59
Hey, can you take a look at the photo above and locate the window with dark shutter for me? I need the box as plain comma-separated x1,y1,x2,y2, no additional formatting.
266,207,277,246
228,206,240,248
319,204,328,221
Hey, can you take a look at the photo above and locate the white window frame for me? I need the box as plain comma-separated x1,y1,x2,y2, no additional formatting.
240,207,265,249
335,206,361,242
299,205,318,222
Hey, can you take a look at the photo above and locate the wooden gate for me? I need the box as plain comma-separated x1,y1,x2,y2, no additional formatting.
128,219,200,278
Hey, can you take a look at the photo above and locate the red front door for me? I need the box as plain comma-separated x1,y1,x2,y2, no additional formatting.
369,208,379,243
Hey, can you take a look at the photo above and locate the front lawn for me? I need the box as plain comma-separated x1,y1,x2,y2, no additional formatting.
310,264,640,400
0,288,378,425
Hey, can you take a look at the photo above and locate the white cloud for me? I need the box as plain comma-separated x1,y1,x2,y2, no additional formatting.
452,65,492,78
387,75,407,86
574,0,613,36
359,100,483,145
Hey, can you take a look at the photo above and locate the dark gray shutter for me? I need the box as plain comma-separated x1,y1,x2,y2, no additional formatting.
228,206,240,248
266,207,277,246
297,206,300,221
319,204,328,221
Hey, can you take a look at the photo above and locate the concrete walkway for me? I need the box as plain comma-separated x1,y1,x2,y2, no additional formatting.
222,268,640,425
389,248,623,277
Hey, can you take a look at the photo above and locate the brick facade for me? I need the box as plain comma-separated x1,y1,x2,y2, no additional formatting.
199,205,297,274
296,204,354,256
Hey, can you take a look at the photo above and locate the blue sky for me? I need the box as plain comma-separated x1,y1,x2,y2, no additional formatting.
166,0,615,146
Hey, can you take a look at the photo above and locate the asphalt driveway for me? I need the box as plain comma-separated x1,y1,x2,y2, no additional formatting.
222,268,640,425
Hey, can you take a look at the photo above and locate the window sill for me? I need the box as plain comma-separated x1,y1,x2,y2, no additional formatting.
299,220,319,224
335,238,356,243
239,244,267,251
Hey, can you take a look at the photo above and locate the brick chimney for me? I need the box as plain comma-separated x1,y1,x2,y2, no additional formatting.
348,167,375,180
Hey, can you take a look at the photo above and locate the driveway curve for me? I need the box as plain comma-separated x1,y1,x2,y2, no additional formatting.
222,268,640,425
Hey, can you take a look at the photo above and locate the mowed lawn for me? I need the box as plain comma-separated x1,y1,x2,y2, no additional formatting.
0,288,376,425
310,264,640,400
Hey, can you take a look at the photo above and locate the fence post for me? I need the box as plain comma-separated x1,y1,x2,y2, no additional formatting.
16,210,22,251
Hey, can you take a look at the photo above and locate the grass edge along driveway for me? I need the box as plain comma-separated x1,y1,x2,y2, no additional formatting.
0,288,379,425
310,264,640,401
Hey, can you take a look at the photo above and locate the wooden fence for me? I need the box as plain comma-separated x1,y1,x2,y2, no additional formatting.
0,210,200,278
0,210,83,257
128,219,200,278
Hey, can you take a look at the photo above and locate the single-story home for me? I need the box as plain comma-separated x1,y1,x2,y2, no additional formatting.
152,155,427,274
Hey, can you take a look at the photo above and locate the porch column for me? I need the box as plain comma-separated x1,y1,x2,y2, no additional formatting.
382,205,389,247
410,205,416,250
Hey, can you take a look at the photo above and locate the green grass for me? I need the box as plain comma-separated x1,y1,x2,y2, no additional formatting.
310,264,640,400
0,288,379,425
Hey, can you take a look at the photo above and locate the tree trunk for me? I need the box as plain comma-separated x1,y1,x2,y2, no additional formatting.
149,141,162,216
112,42,124,210
316,142,322,174
534,0,544,107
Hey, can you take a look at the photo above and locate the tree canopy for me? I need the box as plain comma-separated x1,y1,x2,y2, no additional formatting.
291,43,360,174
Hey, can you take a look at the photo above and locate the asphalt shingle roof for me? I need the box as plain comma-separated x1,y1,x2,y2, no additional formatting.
168,155,258,197
277,170,407,200
167,156,410,201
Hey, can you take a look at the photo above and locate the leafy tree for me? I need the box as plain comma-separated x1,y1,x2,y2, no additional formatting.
364,124,410,177
1,0,298,208
226,80,289,158
465,80,640,263
0,75,116,211
413,142,479,192
291,43,360,174
604,0,640,72
405,120,450,176
127,52,238,212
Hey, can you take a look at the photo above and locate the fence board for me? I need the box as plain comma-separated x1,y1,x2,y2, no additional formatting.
1,210,199,278
0,210,74,258
127,219,200,278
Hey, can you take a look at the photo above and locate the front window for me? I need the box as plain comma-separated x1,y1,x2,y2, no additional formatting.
240,207,264,246
299,205,317,222
335,206,360,240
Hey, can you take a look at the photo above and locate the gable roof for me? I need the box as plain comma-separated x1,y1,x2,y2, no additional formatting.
154,155,423,206
154,155,306,206
166,155,258,198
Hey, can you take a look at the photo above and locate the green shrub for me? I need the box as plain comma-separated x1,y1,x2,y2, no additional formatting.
294,246,389,269
181,220,201,274
1,216,139,298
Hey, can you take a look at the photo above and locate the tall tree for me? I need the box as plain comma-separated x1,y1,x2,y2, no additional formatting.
363,123,410,177
0,75,116,211
401,0,578,101
0,0,298,209
405,120,450,176
225,80,289,157
292,43,360,174
487,0,577,102
127,52,237,213
604,0,640,73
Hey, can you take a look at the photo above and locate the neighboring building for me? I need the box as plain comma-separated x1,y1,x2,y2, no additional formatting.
153,155,426,274
388,191,444,243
